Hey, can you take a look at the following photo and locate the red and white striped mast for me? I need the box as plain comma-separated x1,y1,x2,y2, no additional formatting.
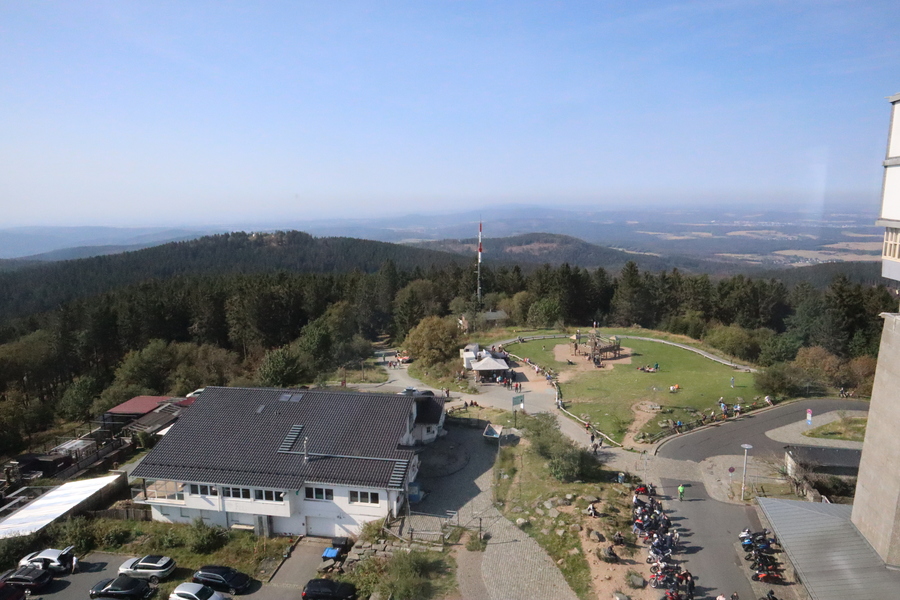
477,221,483,305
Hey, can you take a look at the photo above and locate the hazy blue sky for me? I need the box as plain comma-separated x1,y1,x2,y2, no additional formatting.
1,1,898,226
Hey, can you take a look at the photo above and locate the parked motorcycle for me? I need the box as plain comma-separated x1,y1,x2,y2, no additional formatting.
751,570,785,584
648,547,673,563
649,572,677,589
739,528,770,541
649,560,679,574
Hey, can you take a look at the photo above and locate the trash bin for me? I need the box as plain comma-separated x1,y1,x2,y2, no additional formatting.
617,472,625,484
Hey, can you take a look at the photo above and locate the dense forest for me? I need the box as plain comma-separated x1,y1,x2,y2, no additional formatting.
0,231,896,459
0,231,466,322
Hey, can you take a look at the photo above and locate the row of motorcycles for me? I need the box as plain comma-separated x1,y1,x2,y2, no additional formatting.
633,485,695,599
739,528,785,584
633,483,784,600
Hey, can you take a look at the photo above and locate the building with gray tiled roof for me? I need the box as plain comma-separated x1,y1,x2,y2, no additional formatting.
131,386,442,537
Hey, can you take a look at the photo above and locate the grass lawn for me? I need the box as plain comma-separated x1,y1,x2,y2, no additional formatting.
558,339,761,441
339,357,389,384
803,416,867,442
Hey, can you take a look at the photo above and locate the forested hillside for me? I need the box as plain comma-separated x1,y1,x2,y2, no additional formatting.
0,226,896,461
0,231,465,322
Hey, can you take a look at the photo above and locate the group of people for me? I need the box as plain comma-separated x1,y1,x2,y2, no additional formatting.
638,363,660,372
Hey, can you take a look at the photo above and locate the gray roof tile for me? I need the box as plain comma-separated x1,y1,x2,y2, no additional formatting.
132,387,416,490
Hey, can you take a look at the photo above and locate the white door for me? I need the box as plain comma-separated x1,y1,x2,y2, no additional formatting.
306,516,335,537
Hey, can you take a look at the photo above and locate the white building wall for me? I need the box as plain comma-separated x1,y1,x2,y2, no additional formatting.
882,167,900,222
889,101,900,159
146,480,404,537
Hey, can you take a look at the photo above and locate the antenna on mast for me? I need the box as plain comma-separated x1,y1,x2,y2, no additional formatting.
477,220,483,305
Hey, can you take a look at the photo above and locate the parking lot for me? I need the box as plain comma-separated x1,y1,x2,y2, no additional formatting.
26,540,332,600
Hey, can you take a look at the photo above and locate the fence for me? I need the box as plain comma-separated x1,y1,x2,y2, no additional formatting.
87,507,152,521
54,438,127,480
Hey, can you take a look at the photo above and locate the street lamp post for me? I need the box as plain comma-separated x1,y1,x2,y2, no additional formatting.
741,444,753,501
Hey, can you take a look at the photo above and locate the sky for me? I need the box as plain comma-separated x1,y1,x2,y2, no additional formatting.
1,1,899,227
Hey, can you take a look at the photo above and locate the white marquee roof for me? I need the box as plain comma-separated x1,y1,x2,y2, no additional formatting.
0,475,120,539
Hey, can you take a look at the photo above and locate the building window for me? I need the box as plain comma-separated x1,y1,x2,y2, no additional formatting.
180,508,190,518
885,228,900,260
349,491,380,505
254,490,285,502
222,487,252,499
189,484,217,496
304,487,334,501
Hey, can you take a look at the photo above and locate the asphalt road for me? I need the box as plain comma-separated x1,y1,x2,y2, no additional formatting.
659,398,868,462
655,398,868,599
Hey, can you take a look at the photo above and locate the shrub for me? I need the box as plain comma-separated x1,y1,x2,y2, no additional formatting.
0,534,40,570
189,518,228,553
357,518,384,543
101,526,132,548
158,529,184,549
465,534,487,552
548,446,583,483
383,551,440,600
56,517,96,554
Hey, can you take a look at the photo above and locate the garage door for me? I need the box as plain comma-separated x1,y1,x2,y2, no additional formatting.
306,516,335,537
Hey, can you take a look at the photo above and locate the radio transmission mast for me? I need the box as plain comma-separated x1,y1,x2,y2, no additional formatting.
477,221,483,305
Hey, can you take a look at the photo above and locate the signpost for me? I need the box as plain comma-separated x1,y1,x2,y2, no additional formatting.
512,395,525,428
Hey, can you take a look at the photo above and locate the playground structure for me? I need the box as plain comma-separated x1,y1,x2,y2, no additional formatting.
575,330,622,365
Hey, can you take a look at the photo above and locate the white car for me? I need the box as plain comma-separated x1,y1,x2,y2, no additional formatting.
169,582,228,600
18,546,75,573
118,556,177,584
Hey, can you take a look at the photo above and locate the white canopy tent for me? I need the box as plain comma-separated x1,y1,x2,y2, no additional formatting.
0,474,121,539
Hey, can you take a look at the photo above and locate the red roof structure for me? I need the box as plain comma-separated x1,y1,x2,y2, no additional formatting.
107,395,172,416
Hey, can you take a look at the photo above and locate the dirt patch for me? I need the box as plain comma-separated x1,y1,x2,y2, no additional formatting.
622,402,660,449
553,344,633,384
554,505,664,600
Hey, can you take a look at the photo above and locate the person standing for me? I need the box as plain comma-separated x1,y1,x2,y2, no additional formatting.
731,593,739,600
685,575,695,600
730,376,735,388
678,484,685,501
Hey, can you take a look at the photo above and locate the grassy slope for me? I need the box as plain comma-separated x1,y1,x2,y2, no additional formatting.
522,337,760,441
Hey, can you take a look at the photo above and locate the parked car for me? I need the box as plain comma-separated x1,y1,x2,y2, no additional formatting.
191,566,251,595
0,582,26,600
118,556,177,584
301,579,356,600
18,546,75,573
168,582,227,600
0,566,53,591
90,575,153,599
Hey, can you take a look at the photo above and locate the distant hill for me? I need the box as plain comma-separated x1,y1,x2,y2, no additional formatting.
413,232,740,274
0,231,467,322
757,261,890,288
0,226,218,259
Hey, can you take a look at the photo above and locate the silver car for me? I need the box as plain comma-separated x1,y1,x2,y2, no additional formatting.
118,556,177,584
168,583,228,600
18,546,75,574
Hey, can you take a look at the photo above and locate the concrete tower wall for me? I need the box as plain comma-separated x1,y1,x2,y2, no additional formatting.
851,313,900,565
